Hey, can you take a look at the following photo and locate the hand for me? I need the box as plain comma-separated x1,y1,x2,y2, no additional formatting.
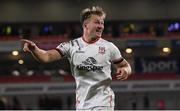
21,39,37,52
116,68,129,80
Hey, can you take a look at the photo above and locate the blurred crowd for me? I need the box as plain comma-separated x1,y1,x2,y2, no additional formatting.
0,20,180,39
0,58,71,77
0,92,167,110
0,95,74,110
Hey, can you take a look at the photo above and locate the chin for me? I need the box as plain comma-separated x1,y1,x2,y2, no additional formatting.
96,34,102,38
91,35,99,39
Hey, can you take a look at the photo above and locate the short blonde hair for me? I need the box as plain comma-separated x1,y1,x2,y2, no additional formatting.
80,6,106,24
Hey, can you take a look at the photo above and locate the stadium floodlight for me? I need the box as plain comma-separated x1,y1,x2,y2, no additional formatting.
18,59,24,64
162,47,171,53
12,50,19,56
125,48,133,54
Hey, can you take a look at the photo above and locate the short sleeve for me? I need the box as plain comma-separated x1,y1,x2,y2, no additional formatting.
109,43,122,62
56,42,70,58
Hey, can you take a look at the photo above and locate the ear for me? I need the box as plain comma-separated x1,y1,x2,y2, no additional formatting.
84,24,86,28
83,22,88,29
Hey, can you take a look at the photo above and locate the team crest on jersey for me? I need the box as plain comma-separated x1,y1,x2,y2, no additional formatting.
98,47,105,54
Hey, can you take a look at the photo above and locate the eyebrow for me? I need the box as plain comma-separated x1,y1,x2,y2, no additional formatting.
95,19,104,23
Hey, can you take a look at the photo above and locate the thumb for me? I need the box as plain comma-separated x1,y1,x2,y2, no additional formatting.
23,43,30,52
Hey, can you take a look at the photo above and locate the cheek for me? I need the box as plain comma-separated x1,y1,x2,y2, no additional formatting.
87,24,93,30
89,26,96,31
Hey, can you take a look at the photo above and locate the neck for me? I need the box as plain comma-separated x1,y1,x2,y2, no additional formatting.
82,34,100,44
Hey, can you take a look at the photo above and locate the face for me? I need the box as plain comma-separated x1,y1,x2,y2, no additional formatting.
84,14,104,38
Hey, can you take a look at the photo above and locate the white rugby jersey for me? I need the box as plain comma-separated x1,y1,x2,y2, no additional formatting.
56,37,122,109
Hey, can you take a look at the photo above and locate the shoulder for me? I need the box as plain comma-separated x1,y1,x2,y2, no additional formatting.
61,37,81,46
71,37,81,42
99,38,117,47
70,37,81,43
99,38,112,44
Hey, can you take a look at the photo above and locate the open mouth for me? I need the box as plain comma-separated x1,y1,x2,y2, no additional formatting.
96,29,102,34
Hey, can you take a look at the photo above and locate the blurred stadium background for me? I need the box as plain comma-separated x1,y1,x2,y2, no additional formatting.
0,0,180,110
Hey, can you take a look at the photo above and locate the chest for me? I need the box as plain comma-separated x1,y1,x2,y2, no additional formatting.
70,45,110,65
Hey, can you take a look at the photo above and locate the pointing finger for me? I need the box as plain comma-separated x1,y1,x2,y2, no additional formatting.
20,39,34,45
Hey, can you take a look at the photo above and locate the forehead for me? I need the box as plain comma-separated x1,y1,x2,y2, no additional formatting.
89,14,104,21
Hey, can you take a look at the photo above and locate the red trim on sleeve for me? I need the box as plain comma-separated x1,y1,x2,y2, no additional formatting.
112,58,124,64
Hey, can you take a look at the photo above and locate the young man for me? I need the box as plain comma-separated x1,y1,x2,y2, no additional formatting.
21,6,132,110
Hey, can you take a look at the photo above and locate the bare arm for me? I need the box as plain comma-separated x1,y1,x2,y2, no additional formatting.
21,39,62,63
113,58,132,80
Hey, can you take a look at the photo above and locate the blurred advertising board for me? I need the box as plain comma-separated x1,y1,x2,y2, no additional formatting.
171,39,180,46
134,57,180,73
126,39,158,47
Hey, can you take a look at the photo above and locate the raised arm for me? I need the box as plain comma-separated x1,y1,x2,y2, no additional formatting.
21,39,62,63
113,58,132,80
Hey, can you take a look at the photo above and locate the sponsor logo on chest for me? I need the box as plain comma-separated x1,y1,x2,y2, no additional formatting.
77,57,103,71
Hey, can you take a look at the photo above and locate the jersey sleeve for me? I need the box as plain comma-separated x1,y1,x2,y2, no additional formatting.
56,41,70,58
109,43,123,63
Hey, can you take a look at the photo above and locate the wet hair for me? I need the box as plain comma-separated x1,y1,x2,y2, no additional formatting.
80,6,106,25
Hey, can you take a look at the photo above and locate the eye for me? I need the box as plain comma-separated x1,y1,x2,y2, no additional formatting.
94,21,99,24
101,22,104,25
